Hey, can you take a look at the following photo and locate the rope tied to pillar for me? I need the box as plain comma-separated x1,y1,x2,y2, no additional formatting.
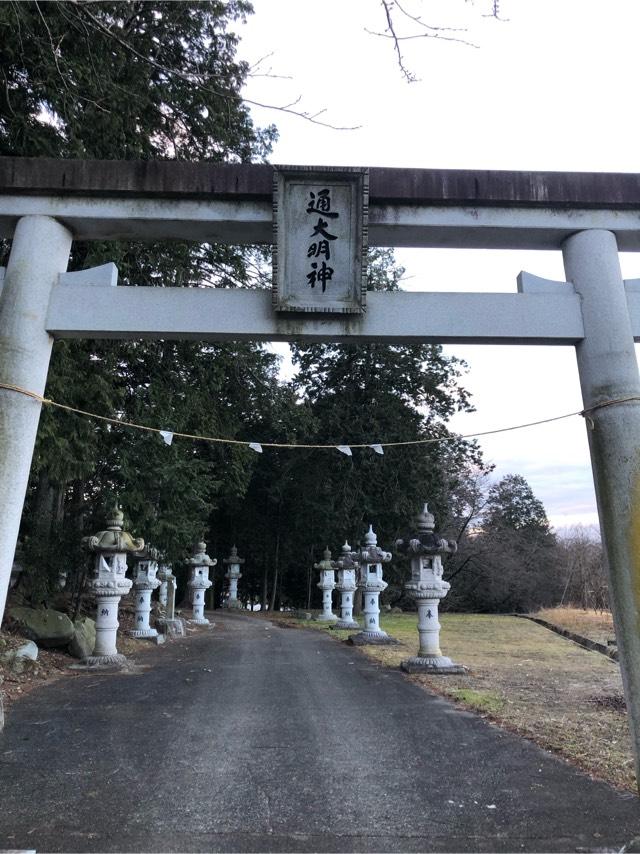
579,395,640,430
0,380,616,452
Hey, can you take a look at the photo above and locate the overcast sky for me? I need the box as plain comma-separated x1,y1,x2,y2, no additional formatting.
237,0,640,532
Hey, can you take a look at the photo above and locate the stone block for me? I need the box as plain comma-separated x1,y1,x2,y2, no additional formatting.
68,617,96,659
156,617,186,638
8,606,74,648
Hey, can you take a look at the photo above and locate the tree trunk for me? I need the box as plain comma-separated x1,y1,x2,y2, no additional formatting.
269,528,281,613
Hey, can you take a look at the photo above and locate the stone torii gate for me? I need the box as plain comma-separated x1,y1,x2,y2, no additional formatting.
2,157,640,782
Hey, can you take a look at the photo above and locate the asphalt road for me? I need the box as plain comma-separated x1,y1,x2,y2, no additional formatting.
0,611,639,853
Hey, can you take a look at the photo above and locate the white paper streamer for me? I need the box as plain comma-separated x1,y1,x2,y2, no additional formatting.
369,444,384,455
249,442,263,453
159,430,174,446
336,445,352,456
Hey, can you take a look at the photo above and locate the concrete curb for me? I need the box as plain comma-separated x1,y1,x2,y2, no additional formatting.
515,614,619,661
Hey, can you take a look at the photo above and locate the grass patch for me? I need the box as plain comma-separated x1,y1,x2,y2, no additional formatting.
534,606,615,646
449,687,505,715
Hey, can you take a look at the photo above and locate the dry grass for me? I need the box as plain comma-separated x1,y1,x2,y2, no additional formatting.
279,611,635,792
534,606,615,646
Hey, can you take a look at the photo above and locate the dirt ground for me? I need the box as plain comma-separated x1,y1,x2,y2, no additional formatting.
280,610,636,793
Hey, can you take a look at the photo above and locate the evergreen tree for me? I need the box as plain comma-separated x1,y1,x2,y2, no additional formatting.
445,473,562,613
0,1,277,601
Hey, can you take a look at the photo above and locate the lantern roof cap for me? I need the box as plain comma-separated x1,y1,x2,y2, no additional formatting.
416,503,436,532
82,502,144,554
364,525,377,546
314,546,336,572
185,540,216,567
224,544,245,565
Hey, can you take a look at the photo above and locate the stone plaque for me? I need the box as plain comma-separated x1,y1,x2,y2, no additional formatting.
273,166,369,314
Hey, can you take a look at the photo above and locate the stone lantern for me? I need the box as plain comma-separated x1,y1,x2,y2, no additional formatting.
82,504,144,666
155,562,185,638
185,541,216,625
314,547,338,621
157,557,174,610
396,503,464,674
350,525,393,644
334,541,360,630
223,545,244,609
129,545,161,639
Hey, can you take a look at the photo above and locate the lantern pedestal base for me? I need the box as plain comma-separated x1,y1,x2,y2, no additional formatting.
401,655,466,674
81,653,128,668
225,599,243,610
332,618,360,630
128,628,158,639
189,618,211,626
349,630,397,645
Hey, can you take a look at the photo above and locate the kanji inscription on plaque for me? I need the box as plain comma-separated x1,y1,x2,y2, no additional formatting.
273,166,368,314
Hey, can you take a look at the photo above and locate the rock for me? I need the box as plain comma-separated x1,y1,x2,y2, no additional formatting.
391,606,403,614
7,606,74,648
0,641,39,674
68,617,96,659
296,610,312,620
14,640,38,660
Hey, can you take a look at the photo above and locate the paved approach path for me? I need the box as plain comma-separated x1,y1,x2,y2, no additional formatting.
1,612,639,853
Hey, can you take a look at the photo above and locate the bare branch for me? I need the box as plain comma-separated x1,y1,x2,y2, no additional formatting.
247,52,293,81
376,0,503,83
71,3,359,131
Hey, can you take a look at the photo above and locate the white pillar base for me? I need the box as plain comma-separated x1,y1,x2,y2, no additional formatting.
349,629,394,645
81,653,128,667
128,627,158,639
333,618,360,630
401,655,466,674
315,612,338,622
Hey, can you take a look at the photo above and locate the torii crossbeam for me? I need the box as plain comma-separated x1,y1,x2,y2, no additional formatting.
2,157,640,789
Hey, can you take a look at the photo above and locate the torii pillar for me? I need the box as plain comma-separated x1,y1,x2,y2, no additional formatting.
563,229,640,786
0,216,72,621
